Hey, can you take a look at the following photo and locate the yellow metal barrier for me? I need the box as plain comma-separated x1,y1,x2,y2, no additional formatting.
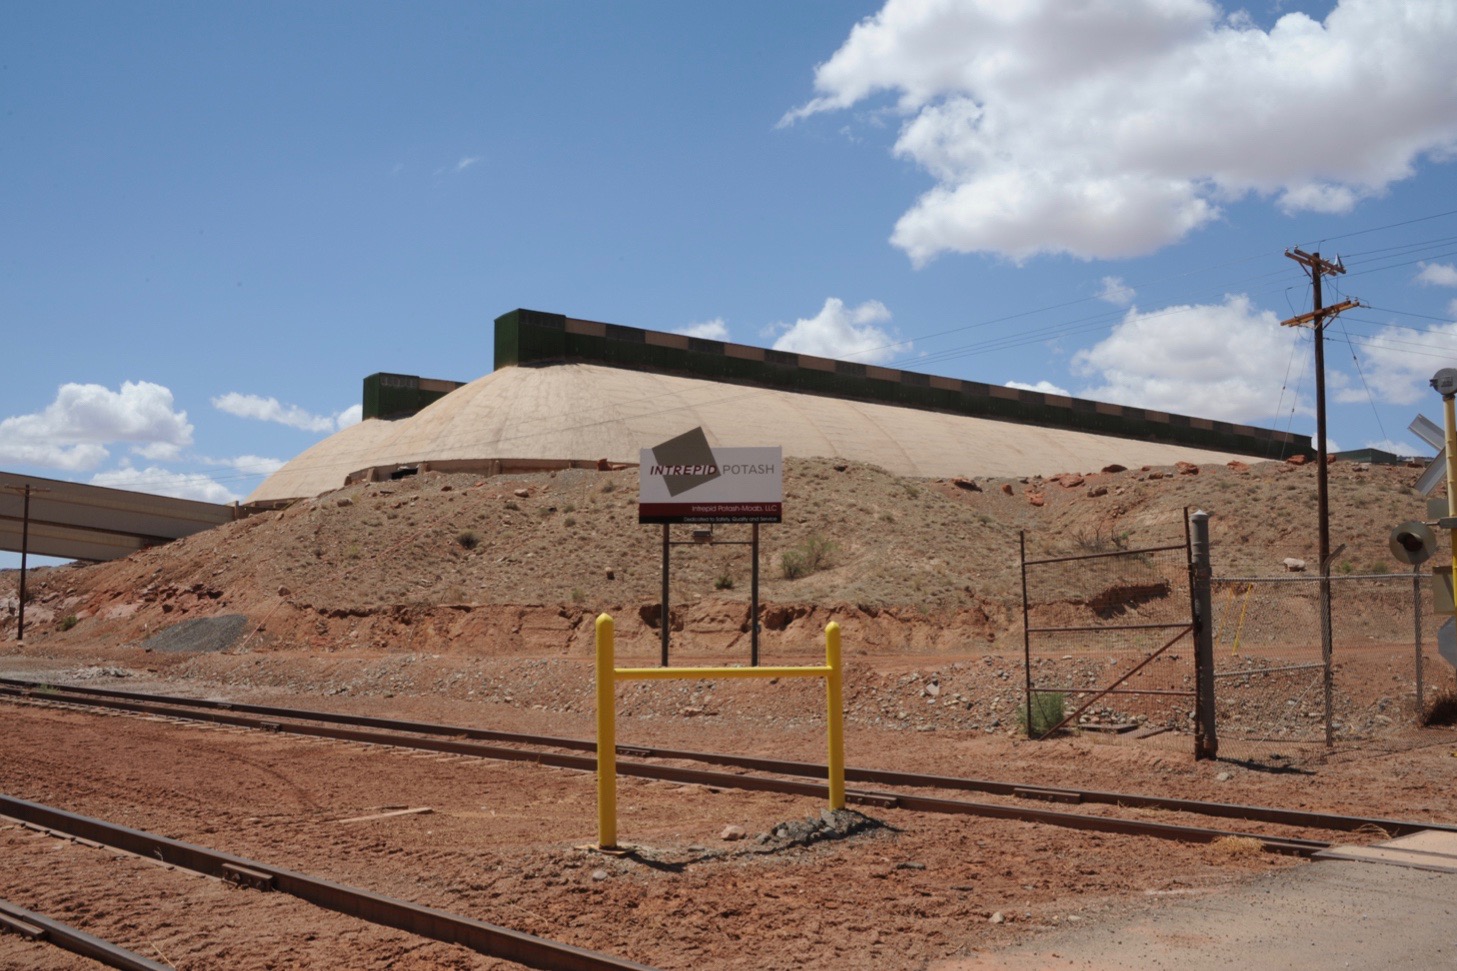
595,613,845,850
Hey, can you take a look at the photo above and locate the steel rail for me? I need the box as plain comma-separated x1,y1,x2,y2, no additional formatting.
0,794,655,971
0,684,1370,854
3,678,1450,839
0,897,171,971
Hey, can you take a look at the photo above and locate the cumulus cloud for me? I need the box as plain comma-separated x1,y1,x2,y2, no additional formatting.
1004,379,1072,396
787,0,1457,262
1336,319,1457,405
89,466,241,504
1365,438,1426,457
1416,262,1457,287
1072,294,1300,422
772,298,904,363
675,318,731,341
212,392,358,433
1097,276,1136,307
0,381,193,471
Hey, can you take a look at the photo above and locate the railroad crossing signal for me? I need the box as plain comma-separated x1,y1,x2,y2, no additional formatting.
1410,414,1447,496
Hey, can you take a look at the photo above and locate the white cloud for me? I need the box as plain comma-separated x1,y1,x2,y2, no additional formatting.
89,467,241,504
1416,262,1457,287
675,318,730,341
0,381,193,471
1072,294,1301,422
202,454,286,477
772,298,904,363
1364,438,1426,457
1097,276,1136,307
455,156,482,172
1338,320,1457,405
212,392,357,433
788,0,1457,263
1004,379,1071,396
133,441,183,461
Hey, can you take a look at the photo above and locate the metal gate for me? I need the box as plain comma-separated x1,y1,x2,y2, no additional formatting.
1020,518,1203,756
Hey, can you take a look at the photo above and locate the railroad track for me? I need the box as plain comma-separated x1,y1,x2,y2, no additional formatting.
2,676,1449,854
0,793,656,971
0,895,170,971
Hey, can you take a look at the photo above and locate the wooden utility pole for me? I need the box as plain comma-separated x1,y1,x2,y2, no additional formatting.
1281,248,1359,746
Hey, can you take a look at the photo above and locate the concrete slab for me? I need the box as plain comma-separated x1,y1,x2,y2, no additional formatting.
933,859,1457,970
1316,829,1457,873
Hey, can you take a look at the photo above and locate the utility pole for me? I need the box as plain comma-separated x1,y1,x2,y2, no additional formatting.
1281,248,1360,746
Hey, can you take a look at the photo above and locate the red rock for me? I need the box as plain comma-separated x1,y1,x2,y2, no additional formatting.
1060,475,1085,488
1027,492,1045,507
1000,483,1014,495
1102,464,1127,474
1086,485,1108,498
953,477,982,491
1287,454,1307,466
1175,462,1199,475
1227,461,1249,472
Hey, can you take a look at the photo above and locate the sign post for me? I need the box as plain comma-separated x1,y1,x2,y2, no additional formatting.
638,427,782,666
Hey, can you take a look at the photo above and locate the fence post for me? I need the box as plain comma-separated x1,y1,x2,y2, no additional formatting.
825,622,845,811
595,613,618,850
1414,563,1425,721
1190,511,1219,760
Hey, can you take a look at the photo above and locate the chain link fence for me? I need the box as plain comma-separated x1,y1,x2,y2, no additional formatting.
1209,570,1448,765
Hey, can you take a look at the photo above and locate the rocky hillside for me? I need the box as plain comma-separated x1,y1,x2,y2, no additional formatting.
0,455,1433,660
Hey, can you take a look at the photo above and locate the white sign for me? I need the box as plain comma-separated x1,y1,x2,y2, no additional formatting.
638,427,781,524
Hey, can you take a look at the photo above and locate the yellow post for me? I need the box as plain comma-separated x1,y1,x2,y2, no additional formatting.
825,621,845,811
595,613,618,850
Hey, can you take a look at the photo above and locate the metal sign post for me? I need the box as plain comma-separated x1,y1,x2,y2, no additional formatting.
638,428,781,667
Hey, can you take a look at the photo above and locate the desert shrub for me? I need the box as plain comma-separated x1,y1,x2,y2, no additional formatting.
571,588,585,604
564,516,577,528
1072,527,1131,554
1423,685,1457,727
456,530,481,550
1019,691,1066,736
714,572,735,590
59,614,78,631
780,533,837,580
600,481,617,493
504,500,520,511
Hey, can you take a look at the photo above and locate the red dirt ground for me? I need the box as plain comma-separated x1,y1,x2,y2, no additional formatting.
2,456,1456,968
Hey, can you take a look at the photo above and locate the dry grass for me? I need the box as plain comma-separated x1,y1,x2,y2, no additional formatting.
1206,835,1264,859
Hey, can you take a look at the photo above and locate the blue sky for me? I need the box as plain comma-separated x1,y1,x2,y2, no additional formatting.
6,1,1457,567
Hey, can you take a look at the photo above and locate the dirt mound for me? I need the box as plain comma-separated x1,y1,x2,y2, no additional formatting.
0,456,1430,660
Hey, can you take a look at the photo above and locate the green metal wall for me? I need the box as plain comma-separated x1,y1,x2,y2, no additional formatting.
362,373,462,421
492,308,1310,460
